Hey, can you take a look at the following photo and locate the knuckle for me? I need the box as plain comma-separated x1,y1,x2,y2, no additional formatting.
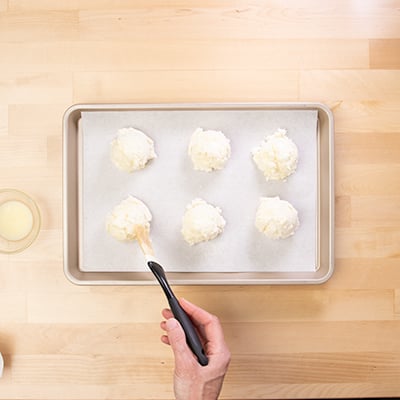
210,314,220,325
220,348,231,367
223,351,231,366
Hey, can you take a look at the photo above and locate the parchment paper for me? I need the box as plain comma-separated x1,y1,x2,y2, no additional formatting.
80,108,318,272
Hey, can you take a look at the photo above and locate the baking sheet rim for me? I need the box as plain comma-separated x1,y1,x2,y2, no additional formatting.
63,102,334,285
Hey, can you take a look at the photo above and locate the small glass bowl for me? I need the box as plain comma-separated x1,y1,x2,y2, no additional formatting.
0,189,41,254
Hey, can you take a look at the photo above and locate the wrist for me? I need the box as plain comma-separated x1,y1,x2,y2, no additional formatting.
175,376,224,400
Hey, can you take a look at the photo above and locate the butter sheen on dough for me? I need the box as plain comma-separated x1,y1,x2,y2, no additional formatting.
106,196,152,241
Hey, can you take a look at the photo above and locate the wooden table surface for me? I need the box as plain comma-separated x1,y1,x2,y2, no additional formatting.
1,1,400,399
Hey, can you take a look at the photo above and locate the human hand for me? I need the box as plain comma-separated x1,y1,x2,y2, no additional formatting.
160,298,231,400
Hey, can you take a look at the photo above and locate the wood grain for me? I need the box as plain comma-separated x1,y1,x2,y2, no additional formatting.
370,39,400,69
0,39,370,73
73,70,299,103
1,1,400,399
0,105,7,136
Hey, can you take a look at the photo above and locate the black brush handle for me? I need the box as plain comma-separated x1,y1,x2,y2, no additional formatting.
147,261,208,366
168,296,209,366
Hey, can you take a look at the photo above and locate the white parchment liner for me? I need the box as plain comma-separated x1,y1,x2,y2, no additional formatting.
80,109,318,272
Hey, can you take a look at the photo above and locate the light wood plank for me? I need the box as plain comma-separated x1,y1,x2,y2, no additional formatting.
4,320,400,357
11,230,62,263
370,39,400,69
0,258,30,293
9,0,117,9
351,196,400,227
394,290,400,318
222,382,400,400
0,324,172,356
0,39,370,73
8,104,66,136
226,321,400,354
73,70,299,103
0,136,47,168
4,381,399,400
336,164,400,196
225,353,400,384
0,104,7,135
0,294,27,323
9,0,248,10
0,10,78,41
25,286,395,324
9,354,174,385
335,196,351,228
27,290,165,323
160,286,395,323
76,5,400,40
0,368,175,400
330,258,400,290
331,100,400,134
336,131,400,164
6,260,79,294
46,135,61,167
0,72,72,104
300,70,400,102
2,352,400,399
8,0,362,11
7,0,400,13
336,227,400,259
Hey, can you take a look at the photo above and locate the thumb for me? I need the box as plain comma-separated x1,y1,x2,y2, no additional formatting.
165,318,194,365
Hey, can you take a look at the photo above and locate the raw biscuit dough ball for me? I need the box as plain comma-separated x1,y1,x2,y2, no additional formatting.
255,196,299,240
188,128,231,172
181,198,226,245
252,128,298,181
110,127,157,172
106,196,152,241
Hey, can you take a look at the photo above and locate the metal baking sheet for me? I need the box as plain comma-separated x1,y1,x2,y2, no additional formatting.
63,103,334,285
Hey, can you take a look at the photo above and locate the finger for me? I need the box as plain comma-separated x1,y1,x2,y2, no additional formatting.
164,318,196,366
179,298,226,349
179,298,214,325
160,320,167,331
162,308,173,320
161,334,170,345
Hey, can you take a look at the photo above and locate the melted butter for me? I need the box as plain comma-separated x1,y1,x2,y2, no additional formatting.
0,200,33,241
